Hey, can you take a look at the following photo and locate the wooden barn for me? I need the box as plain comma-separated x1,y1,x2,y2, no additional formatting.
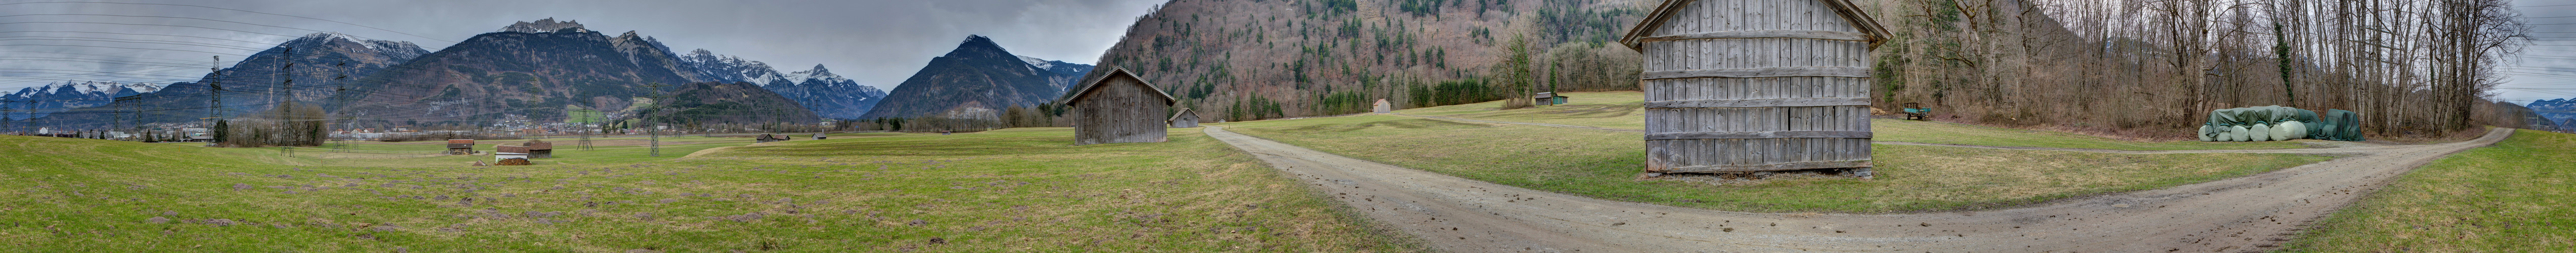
446,139,476,155
1373,99,1392,113
1621,0,1888,175
755,134,790,143
1065,68,1176,145
1168,108,1201,128
521,140,554,158
811,133,828,140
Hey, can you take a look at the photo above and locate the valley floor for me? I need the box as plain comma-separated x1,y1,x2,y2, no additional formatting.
0,129,1418,252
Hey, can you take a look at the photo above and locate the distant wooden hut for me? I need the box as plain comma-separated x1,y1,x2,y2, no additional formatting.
1534,92,1570,106
1621,0,1889,175
446,139,477,155
811,133,828,140
1168,108,1201,128
521,140,554,158
755,134,790,143
1065,68,1176,145
1373,99,1392,113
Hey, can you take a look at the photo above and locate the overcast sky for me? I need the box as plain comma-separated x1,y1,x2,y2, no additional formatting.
2501,0,2576,105
0,0,1164,91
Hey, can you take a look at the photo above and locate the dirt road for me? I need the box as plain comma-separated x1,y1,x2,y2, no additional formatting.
1205,125,2511,252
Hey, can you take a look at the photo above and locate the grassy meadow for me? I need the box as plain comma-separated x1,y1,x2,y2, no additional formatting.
1212,114,2332,213
0,129,1417,252
1403,91,2310,151
2282,129,2576,252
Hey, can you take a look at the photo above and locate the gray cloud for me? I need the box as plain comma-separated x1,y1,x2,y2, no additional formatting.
0,0,1164,90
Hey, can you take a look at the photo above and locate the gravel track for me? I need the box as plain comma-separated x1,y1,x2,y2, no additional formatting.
1206,125,2511,252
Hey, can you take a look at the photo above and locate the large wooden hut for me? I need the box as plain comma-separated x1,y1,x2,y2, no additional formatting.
1065,68,1176,145
1621,0,1888,174
1168,108,1201,128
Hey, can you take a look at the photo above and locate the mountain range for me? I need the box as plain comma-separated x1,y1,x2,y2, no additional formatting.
2528,99,2576,131
1,81,160,120
681,50,886,119
18,18,1096,129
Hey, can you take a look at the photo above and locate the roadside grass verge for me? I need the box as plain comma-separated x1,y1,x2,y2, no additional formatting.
1393,91,2309,151
1213,115,2332,213
0,129,1417,252
2281,129,2575,252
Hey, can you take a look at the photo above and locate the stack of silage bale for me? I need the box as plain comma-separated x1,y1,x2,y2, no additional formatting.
2200,106,2356,142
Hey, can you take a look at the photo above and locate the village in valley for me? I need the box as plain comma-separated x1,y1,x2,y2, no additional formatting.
2,0,2571,252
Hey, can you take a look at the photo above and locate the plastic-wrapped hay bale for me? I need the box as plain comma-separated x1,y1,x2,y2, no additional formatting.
2268,122,2295,141
2279,120,2306,140
2249,123,2273,141
2230,125,2252,142
2199,123,2217,142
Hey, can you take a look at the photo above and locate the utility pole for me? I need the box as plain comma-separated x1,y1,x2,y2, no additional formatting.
643,82,669,157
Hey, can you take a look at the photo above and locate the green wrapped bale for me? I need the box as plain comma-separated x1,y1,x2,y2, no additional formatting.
2322,109,2365,141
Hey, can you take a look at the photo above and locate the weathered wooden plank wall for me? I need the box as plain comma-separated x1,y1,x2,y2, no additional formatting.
1636,0,1875,173
1073,72,1171,145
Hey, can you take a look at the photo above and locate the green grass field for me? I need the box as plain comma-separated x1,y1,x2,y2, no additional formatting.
1212,114,2331,213
0,129,1417,252
2282,129,2576,252
1398,91,2310,151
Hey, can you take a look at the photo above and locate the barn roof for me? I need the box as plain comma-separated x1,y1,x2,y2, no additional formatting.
1619,0,1891,51
1168,107,1195,121
1063,67,1176,106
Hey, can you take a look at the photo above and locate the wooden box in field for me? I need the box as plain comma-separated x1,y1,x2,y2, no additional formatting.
1621,0,1889,173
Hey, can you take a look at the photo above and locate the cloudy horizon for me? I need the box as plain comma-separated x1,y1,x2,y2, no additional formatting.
0,0,1165,92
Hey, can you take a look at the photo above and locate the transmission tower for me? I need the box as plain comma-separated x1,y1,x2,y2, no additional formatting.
643,82,669,157
207,56,224,146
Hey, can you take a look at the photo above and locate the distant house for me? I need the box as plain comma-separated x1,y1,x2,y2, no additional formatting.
755,134,790,143
1168,108,1201,128
446,139,477,155
1373,99,1392,113
1065,68,1176,145
521,140,554,158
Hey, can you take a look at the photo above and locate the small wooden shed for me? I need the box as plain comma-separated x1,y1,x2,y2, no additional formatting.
755,134,790,143
811,133,828,140
1169,108,1201,128
1372,99,1391,113
521,140,554,158
446,139,477,155
1065,68,1175,145
1621,0,1888,174
1534,92,1571,106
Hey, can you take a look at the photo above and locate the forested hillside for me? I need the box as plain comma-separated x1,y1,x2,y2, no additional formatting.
1082,0,2528,139
1078,0,1651,121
